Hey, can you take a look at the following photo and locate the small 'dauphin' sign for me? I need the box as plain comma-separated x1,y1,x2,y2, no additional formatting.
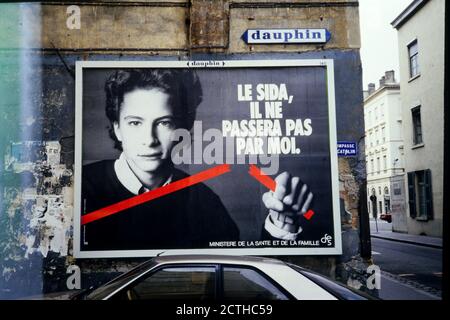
242,28,331,44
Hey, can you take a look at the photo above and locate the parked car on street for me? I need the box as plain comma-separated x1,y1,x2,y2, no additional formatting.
55,255,374,300
380,213,392,223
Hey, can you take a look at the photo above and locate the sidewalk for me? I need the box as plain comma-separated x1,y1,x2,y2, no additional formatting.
370,220,442,249
378,272,441,300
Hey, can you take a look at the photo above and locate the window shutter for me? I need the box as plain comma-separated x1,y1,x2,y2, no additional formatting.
425,169,434,220
407,172,416,218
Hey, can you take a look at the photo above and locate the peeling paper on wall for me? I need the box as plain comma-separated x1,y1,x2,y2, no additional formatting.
339,158,360,228
3,141,73,259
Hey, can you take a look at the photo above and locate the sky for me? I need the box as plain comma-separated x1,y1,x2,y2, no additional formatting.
359,0,413,90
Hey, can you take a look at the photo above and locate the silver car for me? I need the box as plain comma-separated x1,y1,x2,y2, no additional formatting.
73,255,374,300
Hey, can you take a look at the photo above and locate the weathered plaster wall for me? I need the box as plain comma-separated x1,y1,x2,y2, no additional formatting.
0,0,372,298
0,51,77,296
229,2,360,53
0,2,189,51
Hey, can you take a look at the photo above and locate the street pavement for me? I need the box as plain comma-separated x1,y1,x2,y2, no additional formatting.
369,219,442,300
370,219,442,248
377,272,441,300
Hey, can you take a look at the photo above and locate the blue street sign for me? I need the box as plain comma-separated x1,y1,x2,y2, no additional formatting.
337,141,358,157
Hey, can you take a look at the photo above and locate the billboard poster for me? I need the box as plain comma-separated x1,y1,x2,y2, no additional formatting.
74,60,341,258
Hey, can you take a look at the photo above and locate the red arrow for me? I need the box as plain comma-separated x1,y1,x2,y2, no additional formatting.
81,164,231,225
248,164,315,221
248,164,276,192
303,210,315,220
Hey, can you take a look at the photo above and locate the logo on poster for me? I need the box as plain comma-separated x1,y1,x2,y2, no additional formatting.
320,234,333,246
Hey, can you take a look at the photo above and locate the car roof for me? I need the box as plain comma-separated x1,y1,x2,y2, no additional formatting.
150,255,338,300
86,254,338,300
151,254,291,268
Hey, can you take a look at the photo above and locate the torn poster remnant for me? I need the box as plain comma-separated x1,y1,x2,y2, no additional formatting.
2,141,73,259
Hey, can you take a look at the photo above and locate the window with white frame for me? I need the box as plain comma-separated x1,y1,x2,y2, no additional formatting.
408,40,420,78
408,170,433,220
412,106,423,145
384,187,390,213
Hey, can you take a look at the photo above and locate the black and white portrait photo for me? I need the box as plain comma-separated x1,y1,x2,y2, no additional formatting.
74,60,341,258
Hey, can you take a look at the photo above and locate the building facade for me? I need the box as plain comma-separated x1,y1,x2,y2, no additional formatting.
392,0,445,237
0,0,372,298
364,71,403,219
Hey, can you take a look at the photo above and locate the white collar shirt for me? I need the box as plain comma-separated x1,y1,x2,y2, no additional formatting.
114,153,172,195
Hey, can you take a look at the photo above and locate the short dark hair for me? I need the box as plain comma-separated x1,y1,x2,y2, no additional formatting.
105,69,203,150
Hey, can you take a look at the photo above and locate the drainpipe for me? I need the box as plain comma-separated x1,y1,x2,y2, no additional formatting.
359,180,372,259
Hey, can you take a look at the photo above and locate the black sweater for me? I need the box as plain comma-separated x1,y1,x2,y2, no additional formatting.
81,160,240,251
